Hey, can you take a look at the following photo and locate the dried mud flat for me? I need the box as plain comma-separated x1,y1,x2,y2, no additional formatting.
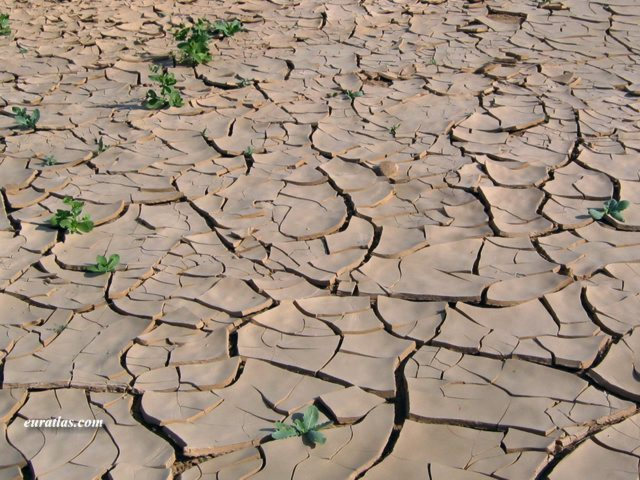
0,0,640,478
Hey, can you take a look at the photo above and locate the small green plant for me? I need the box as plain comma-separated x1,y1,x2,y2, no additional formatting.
12,107,40,129
430,58,437,65
145,65,184,109
96,137,108,153
271,405,330,445
236,76,252,87
210,19,244,38
389,124,400,136
589,199,630,223
173,19,212,65
50,324,67,334
42,155,57,166
244,146,254,156
49,196,94,234
343,89,363,100
0,13,10,36
87,254,120,273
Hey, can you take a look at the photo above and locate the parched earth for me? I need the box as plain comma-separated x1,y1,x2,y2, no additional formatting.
0,0,639,478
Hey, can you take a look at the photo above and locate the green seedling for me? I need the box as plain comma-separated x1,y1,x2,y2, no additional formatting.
343,89,363,100
145,65,184,109
87,254,120,273
389,124,400,136
49,196,94,234
244,146,254,156
236,76,252,87
96,136,108,153
173,19,212,65
430,58,437,65
272,405,330,446
50,324,67,334
589,199,630,223
12,107,40,129
42,155,57,166
0,13,10,36
210,19,244,38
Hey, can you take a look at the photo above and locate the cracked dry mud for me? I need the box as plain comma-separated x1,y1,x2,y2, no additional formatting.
0,0,639,478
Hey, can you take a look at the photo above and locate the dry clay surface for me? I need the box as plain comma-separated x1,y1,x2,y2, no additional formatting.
0,0,639,478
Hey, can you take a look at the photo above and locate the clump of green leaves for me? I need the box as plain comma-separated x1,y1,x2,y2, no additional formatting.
343,89,363,100
87,254,120,273
0,13,10,36
272,405,330,446
244,146,254,156
145,65,184,109
210,19,244,38
42,155,57,166
589,199,630,223
389,124,400,136
49,196,94,234
173,19,212,65
12,107,40,129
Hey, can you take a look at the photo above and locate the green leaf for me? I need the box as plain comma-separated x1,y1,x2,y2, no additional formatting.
617,200,630,211
272,424,298,440
168,89,184,107
315,421,332,430
96,255,107,266
293,418,306,434
588,208,605,220
76,218,94,233
306,429,326,445
604,199,617,211
106,254,120,270
610,210,625,222
145,90,168,109
86,264,103,273
302,405,319,432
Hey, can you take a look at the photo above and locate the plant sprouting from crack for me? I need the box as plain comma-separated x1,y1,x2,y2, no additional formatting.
271,405,330,446
244,146,254,157
96,136,108,153
589,199,630,223
12,107,39,129
145,65,184,109
87,254,120,273
42,155,57,166
0,13,10,36
343,89,363,100
389,124,400,137
49,196,94,234
173,18,212,65
236,76,253,87
210,19,245,38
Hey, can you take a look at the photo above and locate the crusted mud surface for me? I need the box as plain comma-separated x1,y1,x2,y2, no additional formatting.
0,0,640,478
